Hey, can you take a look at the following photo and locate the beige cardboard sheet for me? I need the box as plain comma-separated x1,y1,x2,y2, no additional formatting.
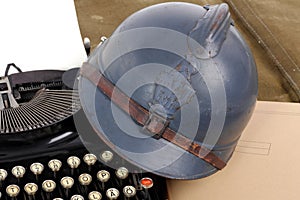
0,0,87,75
167,101,300,200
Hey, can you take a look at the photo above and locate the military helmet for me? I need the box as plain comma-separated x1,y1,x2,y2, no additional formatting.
78,2,258,179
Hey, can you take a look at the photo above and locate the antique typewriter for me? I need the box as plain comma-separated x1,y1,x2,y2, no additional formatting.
0,64,168,200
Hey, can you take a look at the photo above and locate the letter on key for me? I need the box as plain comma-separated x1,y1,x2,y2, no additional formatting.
67,156,81,169
83,153,97,166
60,176,74,189
97,170,110,183
0,169,7,181
79,173,92,186
48,159,62,172
30,163,44,175
88,191,102,200
24,183,38,196
42,180,56,192
11,166,26,178
123,186,136,198
6,184,20,197
106,188,119,200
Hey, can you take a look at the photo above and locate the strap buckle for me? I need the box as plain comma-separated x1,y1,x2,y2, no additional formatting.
143,111,169,139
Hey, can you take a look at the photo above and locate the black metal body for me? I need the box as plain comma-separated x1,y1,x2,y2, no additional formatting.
0,69,168,200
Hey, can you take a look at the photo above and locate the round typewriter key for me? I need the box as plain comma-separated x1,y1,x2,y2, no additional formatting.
106,188,119,200
100,151,113,163
6,184,20,197
123,185,136,198
116,167,129,179
0,169,8,181
11,166,26,178
30,162,44,175
48,159,62,172
42,180,56,192
53,198,64,200
67,156,81,169
83,153,97,166
88,191,102,200
140,177,153,189
97,170,110,182
71,194,84,200
24,183,38,195
60,176,74,189
60,176,74,198
78,173,92,186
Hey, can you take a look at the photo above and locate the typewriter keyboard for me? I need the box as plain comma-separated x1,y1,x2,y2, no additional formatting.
0,150,168,200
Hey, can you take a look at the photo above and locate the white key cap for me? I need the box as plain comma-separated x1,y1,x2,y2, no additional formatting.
83,154,97,166
0,169,8,181
30,162,44,175
78,173,92,186
71,194,84,200
100,151,113,163
6,184,20,197
48,159,62,172
115,167,129,179
42,180,56,192
123,185,136,198
24,183,38,196
67,156,81,169
97,170,110,183
106,188,119,200
11,166,26,178
60,176,74,189
88,191,102,200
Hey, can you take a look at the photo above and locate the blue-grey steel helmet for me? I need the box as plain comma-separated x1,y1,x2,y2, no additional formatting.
78,2,258,179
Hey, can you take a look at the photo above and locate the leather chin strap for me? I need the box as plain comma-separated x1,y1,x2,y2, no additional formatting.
80,62,226,170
